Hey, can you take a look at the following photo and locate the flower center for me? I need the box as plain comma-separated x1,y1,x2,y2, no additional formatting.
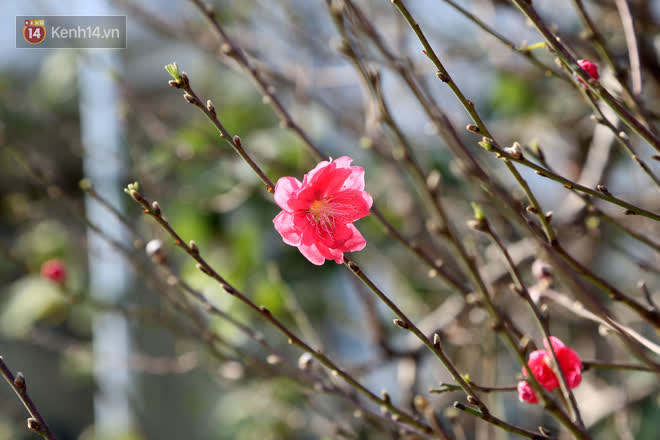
309,199,330,223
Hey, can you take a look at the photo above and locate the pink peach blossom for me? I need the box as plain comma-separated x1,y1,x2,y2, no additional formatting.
522,337,583,398
273,157,373,265
544,337,582,389
517,381,538,404
40,259,67,284
576,59,599,87
523,349,559,392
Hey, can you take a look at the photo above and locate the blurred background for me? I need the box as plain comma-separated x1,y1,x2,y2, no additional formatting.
1,0,659,439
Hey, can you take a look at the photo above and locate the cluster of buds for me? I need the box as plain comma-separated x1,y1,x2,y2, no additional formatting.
165,62,190,89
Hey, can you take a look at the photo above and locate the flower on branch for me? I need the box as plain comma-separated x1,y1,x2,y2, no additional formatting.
40,259,67,284
517,380,538,404
273,157,373,265
576,59,599,87
520,336,582,404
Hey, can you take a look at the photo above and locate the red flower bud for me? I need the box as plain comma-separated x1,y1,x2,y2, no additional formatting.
40,259,67,284
576,59,599,87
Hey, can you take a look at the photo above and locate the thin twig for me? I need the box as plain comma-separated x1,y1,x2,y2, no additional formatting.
508,0,660,151
453,402,550,440
0,357,57,440
125,186,439,437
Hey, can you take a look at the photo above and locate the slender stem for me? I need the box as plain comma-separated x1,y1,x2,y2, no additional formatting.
482,138,660,222
537,286,660,358
390,0,555,243
501,158,556,243
436,0,567,82
570,0,647,117
552,244,660,328
580,89,660,190
484,223,586,429
431,383,517,394
0,357,57,440
170,78,275,192
508,0,660,151
582,360,658,373
595,210,660,254
186,0,471,297
126,188,438,437
344,257,488,413
453,402,550,440
613,0,642,96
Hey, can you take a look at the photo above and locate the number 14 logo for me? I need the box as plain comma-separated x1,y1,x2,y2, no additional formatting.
23,19,46,44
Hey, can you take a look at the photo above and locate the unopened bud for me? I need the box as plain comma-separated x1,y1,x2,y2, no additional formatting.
151,201,161,216
433,333,442,349
27,418,41,433
206,99,215,113
435,71,450,82
14,372,26,390
145,239,164,263
466,124,480,133
189,240,199,254
183,93,196,104
298,352,313,370
381,390,391,403
220,43,232,55
596,184,611,195
393,318,409,329
504,142,523,159
467,219,488,232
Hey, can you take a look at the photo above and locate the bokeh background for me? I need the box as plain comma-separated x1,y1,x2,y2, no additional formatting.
1,0,659,439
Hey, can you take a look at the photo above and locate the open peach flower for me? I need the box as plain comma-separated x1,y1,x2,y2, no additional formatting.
273,157,373,265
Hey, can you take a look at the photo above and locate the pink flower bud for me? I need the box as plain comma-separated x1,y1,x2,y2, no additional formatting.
576,59,599,87
517,381,538,404
40,259,67,284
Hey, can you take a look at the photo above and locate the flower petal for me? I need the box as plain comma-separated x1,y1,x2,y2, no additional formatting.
298,243,326,265
303,159,332,185
274,177,302,212
328,189,372,222
517,381,538,404
524,350,558,391
315,241,345,264
543,336,566,352
273,211,301,246
341,224,366,252
556,347,582,388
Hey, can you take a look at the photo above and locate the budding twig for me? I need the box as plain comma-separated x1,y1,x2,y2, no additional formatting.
0,357,57,440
